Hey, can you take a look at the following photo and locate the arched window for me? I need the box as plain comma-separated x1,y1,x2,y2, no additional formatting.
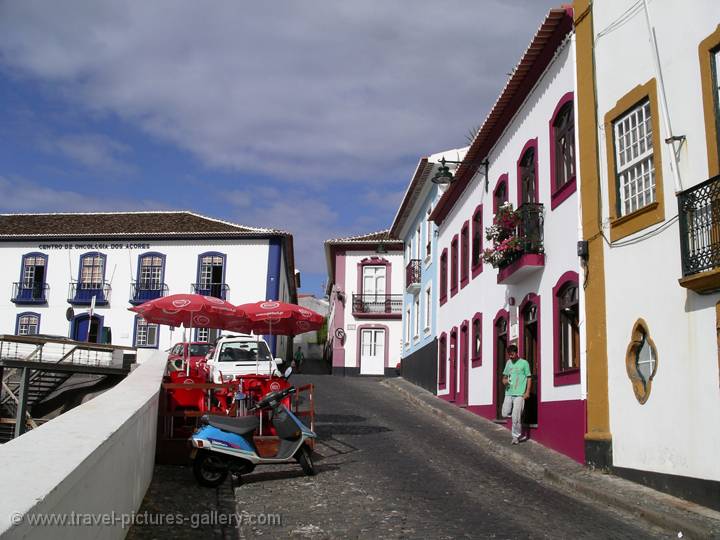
196,252,227,299
493,175,508,214
553,101,575,191
133,252,167,303
471,312,482,367
518,142,538,205
460,221,469,287
471,205,483,277
440,249,448,305
16,312,40,335
73,252,109,305
14,252,48,303
552,272,580,386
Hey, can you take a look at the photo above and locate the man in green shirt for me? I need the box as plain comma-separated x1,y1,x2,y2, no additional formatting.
501,344,532,445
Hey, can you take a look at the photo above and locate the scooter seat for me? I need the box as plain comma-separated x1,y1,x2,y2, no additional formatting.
207,414,259,436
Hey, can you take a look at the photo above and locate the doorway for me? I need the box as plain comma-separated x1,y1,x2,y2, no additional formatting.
71,314,104,343
449,329,457,401
494,314,508,420
457,323,469,406
522,302,539,426
359,328,385,375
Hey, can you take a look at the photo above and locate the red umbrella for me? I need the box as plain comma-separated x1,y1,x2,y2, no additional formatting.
238,300,324,336
128,293,244,329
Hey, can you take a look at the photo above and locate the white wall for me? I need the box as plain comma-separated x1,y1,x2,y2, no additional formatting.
437,37,584,407
0,351,166,539
592,0,720,481
0,239,271,355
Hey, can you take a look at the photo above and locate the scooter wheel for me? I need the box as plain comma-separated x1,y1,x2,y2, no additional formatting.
193,450,229,487
296,445,316,476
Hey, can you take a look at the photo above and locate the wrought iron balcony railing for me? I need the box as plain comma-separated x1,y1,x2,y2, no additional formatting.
498,202,545,269
130,282,169,304
191,283,229,300
678,174,720,277
11,282,49,304
405,259,422,289
68,282,111,306
352,294,403,315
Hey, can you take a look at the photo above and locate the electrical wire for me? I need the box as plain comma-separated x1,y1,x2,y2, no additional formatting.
595,0,645,40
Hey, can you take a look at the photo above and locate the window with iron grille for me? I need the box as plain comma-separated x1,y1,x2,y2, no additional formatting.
553,101,575,191
558,282,579,371
613,99,655,216
80,253,105,289
135,316,159,348
139,254,164,289
16,313,40,335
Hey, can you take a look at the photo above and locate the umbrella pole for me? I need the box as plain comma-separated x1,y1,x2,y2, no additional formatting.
186,319,192,377
255,331,259,376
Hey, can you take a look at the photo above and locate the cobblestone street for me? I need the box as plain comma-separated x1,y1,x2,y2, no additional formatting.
129,374,667,539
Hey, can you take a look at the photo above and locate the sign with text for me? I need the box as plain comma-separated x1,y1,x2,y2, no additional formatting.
38,243,151,250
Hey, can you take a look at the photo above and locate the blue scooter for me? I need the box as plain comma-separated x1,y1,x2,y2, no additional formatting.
190,384,317,487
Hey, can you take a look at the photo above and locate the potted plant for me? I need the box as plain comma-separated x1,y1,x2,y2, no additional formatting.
483,202,524,268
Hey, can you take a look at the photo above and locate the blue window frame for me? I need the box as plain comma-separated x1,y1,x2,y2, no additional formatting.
133,315,159,349
15,312,40,335
195,252,227,299
13,252,49,304
71,252,109,305
132,252,167,304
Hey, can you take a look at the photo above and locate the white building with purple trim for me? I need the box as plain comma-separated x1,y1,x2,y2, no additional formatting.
0,212,297,362
324,231,403,376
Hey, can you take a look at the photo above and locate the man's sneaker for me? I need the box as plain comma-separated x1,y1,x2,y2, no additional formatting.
511,437,519,445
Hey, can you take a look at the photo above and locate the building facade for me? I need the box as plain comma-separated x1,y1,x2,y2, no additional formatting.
390,149,467,393
325,231,403,376
575,0,720,508
0,212,297,362
429,7,586,462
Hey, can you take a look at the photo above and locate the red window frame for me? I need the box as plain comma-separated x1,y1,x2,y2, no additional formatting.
493,174,508,214
471,204,483,278
438,332,447,388
450,235,459,297
440,248,448,305
552,271,581,386
460,220,469,288
549,92,577,210
516,138,539,207
471,312,482,367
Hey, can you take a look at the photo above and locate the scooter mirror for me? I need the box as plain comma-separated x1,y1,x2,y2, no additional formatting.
284,366,293,379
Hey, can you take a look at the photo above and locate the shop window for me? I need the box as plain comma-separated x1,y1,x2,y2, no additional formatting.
16,312,40,335
471,313,482,367
450,235,459,296
438,332,447,388
134,316,159,348
440,249,448,305
604,79,665,241
471,205,483,277
549,93,576,209
625,319,657,404
460,221,469,288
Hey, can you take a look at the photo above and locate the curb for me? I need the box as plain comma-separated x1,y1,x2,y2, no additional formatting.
383,377,720,539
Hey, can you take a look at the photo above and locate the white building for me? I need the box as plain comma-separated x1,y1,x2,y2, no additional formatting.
324,231,403,376
0,212,297,362
575,0,720,508
429,7,586,462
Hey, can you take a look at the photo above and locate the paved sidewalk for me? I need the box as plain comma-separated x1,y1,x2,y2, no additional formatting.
384,377,720,539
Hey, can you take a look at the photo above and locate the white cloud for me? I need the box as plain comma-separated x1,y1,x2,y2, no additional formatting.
0,176,167,213
42,133,133,173
0,0,557,183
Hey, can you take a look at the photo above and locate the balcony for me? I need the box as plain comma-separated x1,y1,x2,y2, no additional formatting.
11,282,49,305
405,259,422,292
129,282,169,305
678,174,720,293
68,282,111,306
497,203,545,284
191,283,229,300
351,294,403,319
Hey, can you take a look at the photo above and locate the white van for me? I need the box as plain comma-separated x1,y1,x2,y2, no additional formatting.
206,334,282,383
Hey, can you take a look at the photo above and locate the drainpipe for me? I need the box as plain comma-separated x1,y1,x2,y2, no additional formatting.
642,0,683,193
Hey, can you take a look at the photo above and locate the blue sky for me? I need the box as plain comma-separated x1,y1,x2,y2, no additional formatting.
0,1,556,296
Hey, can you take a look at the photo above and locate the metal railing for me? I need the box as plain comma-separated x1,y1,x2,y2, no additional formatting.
191,283,229,299
130,282,169,304
351,294,403,315
11,282,49,304
499,203,545,269
68,282,112,305
406,259,422,289
678,174,720,276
